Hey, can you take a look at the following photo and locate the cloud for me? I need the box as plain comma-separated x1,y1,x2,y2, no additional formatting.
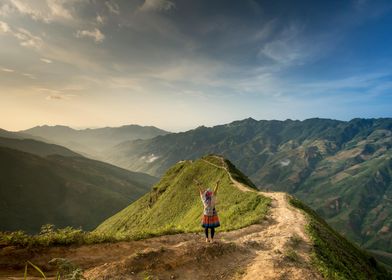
1,20,43,49
0,20,10,32
258,23,306,65
4,0,73,23
139,0,175,12
96,14,104,25
22,73,36,79
46,94,64,100
105,1,119,15
1,67,15,72
36,87,76,100
0,3,12,16
46,0,72,20
45,93,76,100
40,58,52,63
14,27,44,49
76,28,105,43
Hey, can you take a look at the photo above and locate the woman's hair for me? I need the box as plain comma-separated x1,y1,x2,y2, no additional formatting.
203,189,213,202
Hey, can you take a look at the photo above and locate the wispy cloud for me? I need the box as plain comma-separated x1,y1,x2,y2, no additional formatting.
14,27,44,49
35,87,76,101
2,0,73,23
45,93,76,100
0,20,10,32
1,67,15,73
40,58,52,63
105,1,119,15
258,23,306,65
96,14,104,25
139,0,175,12
22,73,36,79
0,20,44,49
46,94,64,100
76,28,105,43
46,0,72,20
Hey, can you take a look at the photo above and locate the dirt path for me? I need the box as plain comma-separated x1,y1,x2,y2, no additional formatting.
0,158,321,280
203,156,321,279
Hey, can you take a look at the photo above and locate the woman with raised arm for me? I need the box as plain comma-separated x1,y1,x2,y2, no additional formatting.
194,179,221,243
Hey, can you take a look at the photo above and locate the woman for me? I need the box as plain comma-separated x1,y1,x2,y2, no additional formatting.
195,179,221,243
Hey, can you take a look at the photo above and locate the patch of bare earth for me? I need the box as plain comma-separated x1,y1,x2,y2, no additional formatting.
0,157,322,279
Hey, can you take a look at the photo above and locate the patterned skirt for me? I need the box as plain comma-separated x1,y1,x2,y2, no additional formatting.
201,209,220,228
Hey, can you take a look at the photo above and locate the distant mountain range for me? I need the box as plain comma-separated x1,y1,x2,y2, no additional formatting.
19,124,170,159
100,118,392,255
0,136,158,233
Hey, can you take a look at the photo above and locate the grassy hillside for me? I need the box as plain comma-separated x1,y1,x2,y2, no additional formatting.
95,155,270,237
290,196,391,279
0,137,81,157
104,118,392,255
296,151,392,250
0,147,158,233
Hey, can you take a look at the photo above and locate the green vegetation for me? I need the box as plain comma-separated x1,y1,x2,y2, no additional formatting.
23,259,86,280
0,147,157,233
104,118,392,256
289,196,391,279
95,155,271,237
25,261,46,279
0,225,117,247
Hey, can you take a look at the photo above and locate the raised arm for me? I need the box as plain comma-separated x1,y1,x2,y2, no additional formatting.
193,179,203,195
213,180,220,194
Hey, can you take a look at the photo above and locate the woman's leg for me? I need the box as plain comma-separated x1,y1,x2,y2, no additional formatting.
211,227,215,240
205,227,209,242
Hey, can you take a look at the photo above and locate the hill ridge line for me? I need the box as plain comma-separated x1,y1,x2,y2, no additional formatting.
201,156,255,193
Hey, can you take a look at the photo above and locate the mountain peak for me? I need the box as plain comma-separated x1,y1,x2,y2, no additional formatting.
95,155,264,236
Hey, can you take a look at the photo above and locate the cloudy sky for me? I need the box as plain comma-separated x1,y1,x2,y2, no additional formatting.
1,0,392,131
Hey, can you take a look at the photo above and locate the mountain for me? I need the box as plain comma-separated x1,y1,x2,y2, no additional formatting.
95,155,270,236
0,137,81,157
20,124,170,159
93,155,390,279
0,146,158,233
103,118,392,255
0,128,46,142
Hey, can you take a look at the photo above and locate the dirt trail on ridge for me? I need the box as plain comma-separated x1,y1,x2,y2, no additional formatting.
0,158,321,279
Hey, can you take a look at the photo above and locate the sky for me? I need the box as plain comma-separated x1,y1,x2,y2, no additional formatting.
1,0,392,132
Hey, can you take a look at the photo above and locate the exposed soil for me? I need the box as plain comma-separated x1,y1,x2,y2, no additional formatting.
0,156,322,279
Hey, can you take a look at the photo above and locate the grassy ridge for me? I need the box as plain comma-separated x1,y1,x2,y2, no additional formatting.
289,196,391,279
95,155,270,237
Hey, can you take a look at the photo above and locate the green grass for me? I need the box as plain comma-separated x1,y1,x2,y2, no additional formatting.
95,155,271,237
22,258,86,280
0,226,189,248
0,225,122,247
289,196,391,279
